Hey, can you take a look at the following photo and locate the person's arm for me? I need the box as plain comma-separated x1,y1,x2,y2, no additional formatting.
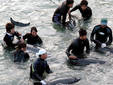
90,26,101,45
37,36,43,45
23,33,29,40
106,28,112,45
70,5,79,13
46,62,52,74
62,13,67,26
66,42,74,57
14,31,21,40
86,39,90,54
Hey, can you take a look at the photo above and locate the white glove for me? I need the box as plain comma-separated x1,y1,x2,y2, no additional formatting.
101,43,106,48
40,80,47,85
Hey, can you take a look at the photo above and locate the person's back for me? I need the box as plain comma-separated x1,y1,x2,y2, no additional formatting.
52,0,74,26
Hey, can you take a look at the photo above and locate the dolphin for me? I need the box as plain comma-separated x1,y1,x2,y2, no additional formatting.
33,77,80,85
10,17,30,27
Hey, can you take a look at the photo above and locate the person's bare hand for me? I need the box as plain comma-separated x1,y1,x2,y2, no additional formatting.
69,56,77,59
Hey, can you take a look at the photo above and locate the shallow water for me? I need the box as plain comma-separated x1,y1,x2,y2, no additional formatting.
0,0,113,85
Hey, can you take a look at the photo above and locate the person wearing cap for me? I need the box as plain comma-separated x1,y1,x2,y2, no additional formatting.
66,29,90,64
3,23,22,48
90,19,112,49
70,0,92,20
14,42,30,62
30,49,52,85
52,0,74,26
23,27,43,46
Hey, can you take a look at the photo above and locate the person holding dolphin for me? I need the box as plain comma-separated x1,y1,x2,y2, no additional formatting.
30,49,52,85
90,18,112,49
66,29,90,64
3,23,22,48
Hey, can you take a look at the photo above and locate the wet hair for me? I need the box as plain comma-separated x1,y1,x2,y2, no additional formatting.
80,0,88,6
79,29,87,36
17,42,26,50
31,27,38,33
6,23,15,32
66,0,74,5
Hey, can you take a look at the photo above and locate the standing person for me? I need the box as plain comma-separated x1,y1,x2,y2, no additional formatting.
30,49,52,85
3,23,21,48
66,29,90,64
52,0,74,26
90,18,112,49
70,0,92,20
23,27,43,46
14,42,29,63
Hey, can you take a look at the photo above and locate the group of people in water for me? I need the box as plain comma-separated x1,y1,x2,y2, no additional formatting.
2,0,113,85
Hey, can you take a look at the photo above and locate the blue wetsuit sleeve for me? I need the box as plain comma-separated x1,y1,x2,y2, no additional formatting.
106,28,112,45
66,41,74,57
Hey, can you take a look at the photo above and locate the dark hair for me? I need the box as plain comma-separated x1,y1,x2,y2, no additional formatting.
6,23,15,32
31,27,37,33
39,55,41,57
17,42,26,50
80,0,88,6
79,29,87,36
66,0,74,5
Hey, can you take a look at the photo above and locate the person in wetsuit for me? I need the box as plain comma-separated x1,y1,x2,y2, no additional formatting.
66,29,90,64
23,27,43,46
90,18,112,49
70,0,92,20
3,23,21,48
52,0,74,26
30,49,52,85
14,42,30,62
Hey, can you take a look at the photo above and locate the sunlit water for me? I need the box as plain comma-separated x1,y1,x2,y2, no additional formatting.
0,0,113,85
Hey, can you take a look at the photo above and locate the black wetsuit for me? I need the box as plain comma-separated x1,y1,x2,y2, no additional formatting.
91,25,112,49
3,32,21,48
52,1,70,26
30,58,52,81
14,50,30,62
66,38,90,59
23,33,43,45
71,5,92,20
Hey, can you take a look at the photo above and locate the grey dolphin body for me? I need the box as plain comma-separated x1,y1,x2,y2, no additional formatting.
10,17,30,27
34,77,80,85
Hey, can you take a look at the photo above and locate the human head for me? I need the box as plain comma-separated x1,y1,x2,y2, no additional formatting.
6,23,15,34
17,42,27,51
101,18,108,27
31,27,38,37
66,0,74,8
79,29,87,40
80,0,88,10
36,49,47,60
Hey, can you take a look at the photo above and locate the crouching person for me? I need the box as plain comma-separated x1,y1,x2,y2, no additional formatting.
30,49,52,85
